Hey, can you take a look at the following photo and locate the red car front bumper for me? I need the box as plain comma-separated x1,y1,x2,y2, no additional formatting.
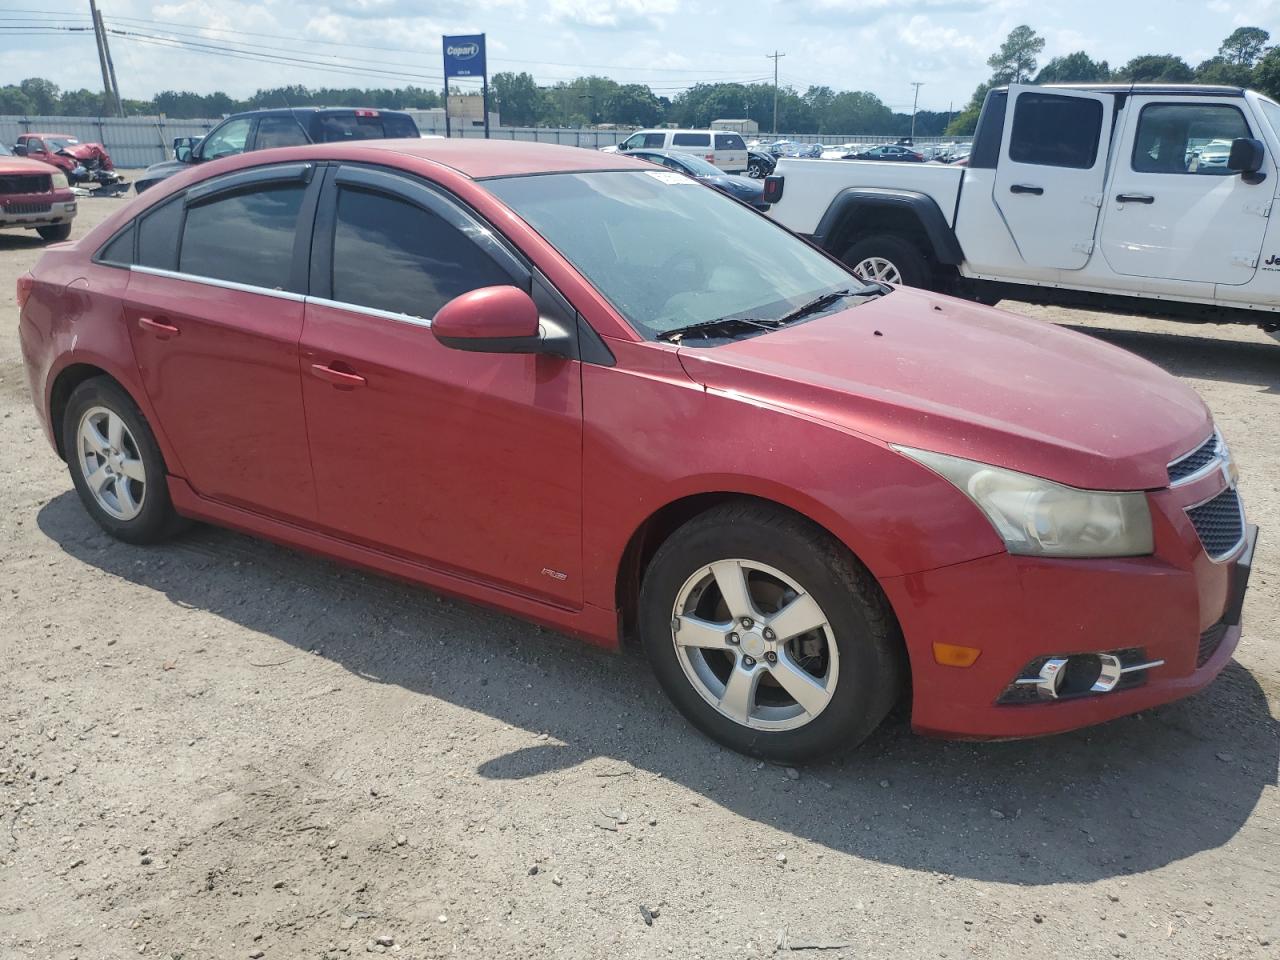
882,471,1255,740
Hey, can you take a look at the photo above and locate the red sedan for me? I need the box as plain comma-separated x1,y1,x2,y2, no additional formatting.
17,139,1256,761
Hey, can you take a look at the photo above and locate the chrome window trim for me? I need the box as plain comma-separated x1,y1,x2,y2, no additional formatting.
1184,484,1248,563
304,295,433,329
130,264,305,302
1168,429,1223,488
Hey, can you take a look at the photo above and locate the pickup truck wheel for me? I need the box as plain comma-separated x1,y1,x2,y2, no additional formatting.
842,235,931,289
37,224,72,243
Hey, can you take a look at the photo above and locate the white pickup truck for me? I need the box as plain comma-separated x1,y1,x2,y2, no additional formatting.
766,83,1280,335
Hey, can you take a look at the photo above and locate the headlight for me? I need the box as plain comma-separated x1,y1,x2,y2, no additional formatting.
51,171,69,190
894,446,1154,558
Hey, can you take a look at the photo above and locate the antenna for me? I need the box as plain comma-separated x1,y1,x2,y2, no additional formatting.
279,88,313,144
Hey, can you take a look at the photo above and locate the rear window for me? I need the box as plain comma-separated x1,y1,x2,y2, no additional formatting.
1008,93,1103,169
179,185,305,288
316,113,418,142
715,134,746,150
672,133,711,147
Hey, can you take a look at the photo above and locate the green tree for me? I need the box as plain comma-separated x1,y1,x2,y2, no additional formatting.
1196,56,1253,87
58,88,108,116
19,77,59,115
944,82,991,137
1253,46,1280,99
603,84,662,127
0,85,35,114
491,72,542,126
987,25,1045,83
1035,52,1111,83
1114,54,1195,82
1220,26,1270,66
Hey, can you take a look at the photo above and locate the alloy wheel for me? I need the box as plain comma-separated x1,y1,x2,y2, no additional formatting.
670,559,839,731
851,256,902,284
76,406,147,521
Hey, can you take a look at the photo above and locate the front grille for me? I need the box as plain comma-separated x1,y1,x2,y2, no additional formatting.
1197,621,1228,667
0,174,52,195
2,201,51,215
1168,433,1218,484
1186,487,1244,560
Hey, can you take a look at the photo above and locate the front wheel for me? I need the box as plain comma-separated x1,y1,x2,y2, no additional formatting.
37,223,72,243
746,159,769,179
841,234,931,289
639,502,904,762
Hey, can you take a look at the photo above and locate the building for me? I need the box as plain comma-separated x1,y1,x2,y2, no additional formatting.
711,118,758,134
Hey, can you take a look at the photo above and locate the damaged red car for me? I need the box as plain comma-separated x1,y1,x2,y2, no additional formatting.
14,132,125,190
16,140,1257,762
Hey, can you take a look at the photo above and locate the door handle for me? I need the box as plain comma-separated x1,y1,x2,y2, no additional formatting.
1116,193,1155,204
137,316,180,338
1010,184,1044,195
309,362,367,389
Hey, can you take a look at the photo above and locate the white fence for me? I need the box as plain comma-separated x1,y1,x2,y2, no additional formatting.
1,114,950,168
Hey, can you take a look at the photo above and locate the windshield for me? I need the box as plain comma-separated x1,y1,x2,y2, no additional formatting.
46,137,79,150
668,153,722,177
1258,98,1280,142
488,170,863,340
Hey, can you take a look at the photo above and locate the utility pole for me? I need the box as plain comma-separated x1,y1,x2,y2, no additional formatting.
766,50,785,134
88,0,117,116
909,81,924,144
96,7,123,116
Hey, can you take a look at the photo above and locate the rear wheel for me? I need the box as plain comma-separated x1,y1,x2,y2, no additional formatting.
841,234,931,289
62,378,189,544
639,502,904,762
746,158,770,179
37,223,72,243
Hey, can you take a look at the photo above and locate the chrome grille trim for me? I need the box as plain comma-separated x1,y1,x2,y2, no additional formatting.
1167,431,1221,487
1185,486,1246,563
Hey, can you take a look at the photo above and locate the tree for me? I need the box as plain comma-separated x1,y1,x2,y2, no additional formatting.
19,77,59,115
1114,54,1195,82
987,26,1045,83
1196,56,1253,87
58,89,108,116
0,85,35,114
1035,52,1111,84
1220,26,1270,66
603,84,662,127
1253,46,1280,99
491,72,541,126
945,82,991,137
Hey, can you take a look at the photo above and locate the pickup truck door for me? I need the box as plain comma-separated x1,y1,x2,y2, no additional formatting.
994,84,1114,270
1099,95,1271,285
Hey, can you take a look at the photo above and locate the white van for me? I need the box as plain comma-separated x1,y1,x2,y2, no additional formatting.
603,129,748,173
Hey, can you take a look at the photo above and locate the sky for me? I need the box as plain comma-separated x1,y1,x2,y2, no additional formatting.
1,0,1275,112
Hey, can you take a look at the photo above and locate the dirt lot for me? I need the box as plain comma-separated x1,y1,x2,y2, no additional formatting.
1,192,1277,960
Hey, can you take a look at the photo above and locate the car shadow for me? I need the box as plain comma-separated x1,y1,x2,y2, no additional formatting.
0,233,51,252
1058,322,1280,393
37,491,1279,886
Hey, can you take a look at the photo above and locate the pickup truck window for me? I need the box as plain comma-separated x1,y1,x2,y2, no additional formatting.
1131,103,1250,175
1008,92,1102,169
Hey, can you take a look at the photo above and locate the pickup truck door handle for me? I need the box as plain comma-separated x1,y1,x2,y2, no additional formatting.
1010,184,1044,195
1116,193,1155,204
137,316,180,338
309,362,367,389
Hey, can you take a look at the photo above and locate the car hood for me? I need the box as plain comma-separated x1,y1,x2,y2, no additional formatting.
140,158,189,181
707,174,763,197
57,142,110,163
675,288,1210,491
0,155,61,176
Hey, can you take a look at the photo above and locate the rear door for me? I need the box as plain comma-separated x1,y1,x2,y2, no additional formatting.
123,163,320,522
1100,96,1271,285
993,84,1114,270
714,133,748,173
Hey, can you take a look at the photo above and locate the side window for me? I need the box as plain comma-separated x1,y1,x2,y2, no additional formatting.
254,116,310,149
29,138,46,153
642,133,666,148
97,223,135,266
331,187,513,320
1132,103,1251,175
137,197,184,271
715,134,746,150
200,118,254,161
179,184,305,288
620,134,643,149
672,133,711,147
1008,93,1102,169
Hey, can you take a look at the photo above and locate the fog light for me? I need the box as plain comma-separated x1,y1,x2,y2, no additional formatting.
998,648,1165,704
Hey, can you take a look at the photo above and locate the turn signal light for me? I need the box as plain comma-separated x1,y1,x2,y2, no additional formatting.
16,273,34,311
933,642,982,668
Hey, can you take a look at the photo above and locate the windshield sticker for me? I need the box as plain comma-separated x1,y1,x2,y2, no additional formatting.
644,170,695,184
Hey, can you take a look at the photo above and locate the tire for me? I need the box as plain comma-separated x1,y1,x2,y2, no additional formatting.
639,501,904,763
746,159,769,179
37,223,72,243
62,377,189,544
841,234,932,289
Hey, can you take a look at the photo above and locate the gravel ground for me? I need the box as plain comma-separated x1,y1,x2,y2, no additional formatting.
1,193,1277,960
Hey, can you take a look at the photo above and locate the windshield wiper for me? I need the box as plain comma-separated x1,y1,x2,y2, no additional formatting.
657,315,783,343
774,286,883,325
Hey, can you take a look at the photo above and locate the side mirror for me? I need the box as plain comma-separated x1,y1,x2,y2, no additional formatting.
432,285,572,358
172,137,198,163
1228,137,1266,182
11,143,26,156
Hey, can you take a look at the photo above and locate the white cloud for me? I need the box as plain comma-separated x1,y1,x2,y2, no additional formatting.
547,0,678,29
